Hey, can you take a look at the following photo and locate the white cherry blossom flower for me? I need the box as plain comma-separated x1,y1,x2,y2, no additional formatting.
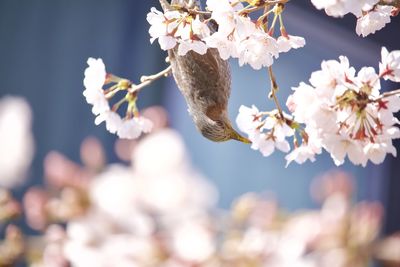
191,16,211,39
363,139,397,165
286,83,319,124
380,47,400,82
285,128,322,166
147,7,182,50
206,0,237,36
83,58,153,139
285,143,319,166
83,58,110,115
238,32,279,70
117,117,153,139
323,134,367,166
177,39,208,56
204,32,238,60
309,56,355,100
277,35,306,53
236,105,262,134
354,66,381,96
288,54,400,166
356,5,393,37
311,0,379,17
243,110,294,157
94,111,122,134
206,0,233,14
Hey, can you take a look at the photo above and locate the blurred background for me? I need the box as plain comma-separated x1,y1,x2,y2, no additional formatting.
0,0,399,236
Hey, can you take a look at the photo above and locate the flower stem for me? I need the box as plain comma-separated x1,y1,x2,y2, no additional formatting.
374,88,400,101
129,65,172,94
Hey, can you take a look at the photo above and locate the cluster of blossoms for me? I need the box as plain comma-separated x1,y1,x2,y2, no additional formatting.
83,58,153,139
311,0,399,37
147,0,305,70
237,47,400,166
1,119,399,267
83,0,400,168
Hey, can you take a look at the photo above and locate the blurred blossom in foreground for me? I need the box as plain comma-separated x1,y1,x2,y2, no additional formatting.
62,129,218,267
0,96,34,188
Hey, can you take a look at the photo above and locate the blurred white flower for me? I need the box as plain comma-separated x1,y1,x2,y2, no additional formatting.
0,96,34,188
133,130,217,213
61,129,218,266
132,129,188,176
171,221,215,262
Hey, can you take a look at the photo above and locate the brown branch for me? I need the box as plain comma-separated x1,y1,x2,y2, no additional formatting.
267,66,284,119
378,0,400,8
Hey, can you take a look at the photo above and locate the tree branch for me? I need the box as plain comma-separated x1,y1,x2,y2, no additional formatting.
129,65,172,94
267,66,284,119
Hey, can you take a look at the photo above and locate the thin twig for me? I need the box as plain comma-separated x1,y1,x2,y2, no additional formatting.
239,0,289,15
267,66,284,119
129,65,172,94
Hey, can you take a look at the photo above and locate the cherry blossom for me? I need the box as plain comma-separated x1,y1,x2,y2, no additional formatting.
238,32,279,70
237,107,294,157
204,33,238,60
117,117,153,139
310,0,379,17
83,58,153,139
311,0,398,37
146,1,305,69
83,58,109,116
356,5,393,37
288,55,400,166
380,47,400,82
277,34,306,53
147,7,210,56
236,105,262,134
147,7,182,50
